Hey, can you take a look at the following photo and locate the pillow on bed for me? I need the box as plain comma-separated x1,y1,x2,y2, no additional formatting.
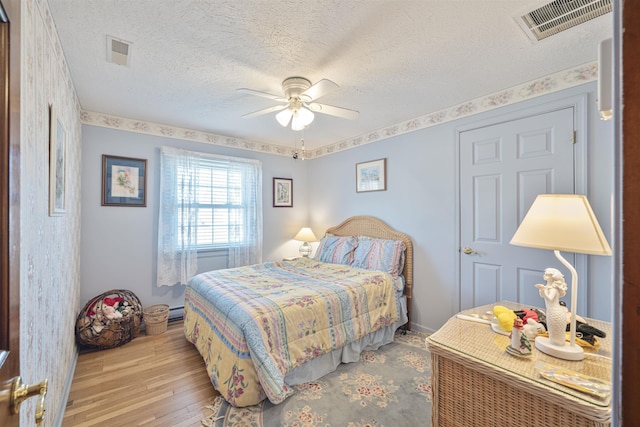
312,234,358,265
351,236,406,278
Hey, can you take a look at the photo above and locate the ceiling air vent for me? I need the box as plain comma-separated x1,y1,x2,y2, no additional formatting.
517,0,612,42
106,35,132,66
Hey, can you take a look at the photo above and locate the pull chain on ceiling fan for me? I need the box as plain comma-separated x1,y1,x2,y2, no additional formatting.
238,77,359,130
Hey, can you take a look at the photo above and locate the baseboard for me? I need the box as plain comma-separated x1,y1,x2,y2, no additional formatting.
53,348,78,427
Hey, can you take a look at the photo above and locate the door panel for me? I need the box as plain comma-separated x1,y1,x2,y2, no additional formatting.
460,108,575,311
473,263,501,307
0,1,20,425
474,174,500,242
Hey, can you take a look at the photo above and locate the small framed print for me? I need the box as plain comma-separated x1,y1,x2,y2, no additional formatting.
273,177,293,207
356,158,387,192
102,155,147,207
49,105,66,216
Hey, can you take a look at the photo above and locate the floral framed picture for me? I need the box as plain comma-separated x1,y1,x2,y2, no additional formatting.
273,177,293,207
356,158,387,192
49,105,66,216
102,155,147,207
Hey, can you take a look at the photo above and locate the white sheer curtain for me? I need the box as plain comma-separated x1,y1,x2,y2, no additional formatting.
157,147,199,287
156,147,263,286
227,160,263,268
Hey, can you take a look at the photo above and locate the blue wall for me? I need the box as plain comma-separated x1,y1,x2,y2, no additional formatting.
81,128,310,311
80,81,614,333
307,82,614,332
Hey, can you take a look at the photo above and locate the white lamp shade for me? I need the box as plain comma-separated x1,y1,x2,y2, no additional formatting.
510,194,612,256
276,106,314,130
276,109,293,127
298,107,315,125
294,227,317,242
291,107,314,131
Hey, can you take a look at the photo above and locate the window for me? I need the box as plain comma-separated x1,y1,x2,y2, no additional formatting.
157,147,263,287
178,157,256,249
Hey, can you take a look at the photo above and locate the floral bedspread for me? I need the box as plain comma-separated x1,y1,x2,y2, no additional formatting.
184,257,399,407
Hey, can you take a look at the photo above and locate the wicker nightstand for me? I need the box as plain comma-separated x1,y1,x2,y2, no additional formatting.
426,301,612,427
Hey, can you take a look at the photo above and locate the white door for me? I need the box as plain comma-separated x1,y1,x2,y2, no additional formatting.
459,107,576,311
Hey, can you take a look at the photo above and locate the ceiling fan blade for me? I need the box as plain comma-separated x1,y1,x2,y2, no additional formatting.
237,88,286,102
300,79,339,102
307,102,359,120
242,104,287,118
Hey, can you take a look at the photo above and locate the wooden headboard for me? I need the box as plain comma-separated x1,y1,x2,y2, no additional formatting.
325,216,414,330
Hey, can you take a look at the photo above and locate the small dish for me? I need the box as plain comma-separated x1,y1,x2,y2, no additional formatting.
491,317,510,336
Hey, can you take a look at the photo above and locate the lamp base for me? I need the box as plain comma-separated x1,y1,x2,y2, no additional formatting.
535,336,584,361
299,242,312,257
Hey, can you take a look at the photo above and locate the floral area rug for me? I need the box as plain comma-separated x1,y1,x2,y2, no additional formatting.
201,331,431,427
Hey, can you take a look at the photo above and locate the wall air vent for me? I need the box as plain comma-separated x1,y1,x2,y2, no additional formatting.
517,0,612,42
106,35,132,66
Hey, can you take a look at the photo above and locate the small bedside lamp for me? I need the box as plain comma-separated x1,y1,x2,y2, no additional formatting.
294,227,318,257
510,194,612,361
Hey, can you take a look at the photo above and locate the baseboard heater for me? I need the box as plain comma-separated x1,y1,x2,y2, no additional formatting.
168,306,184,323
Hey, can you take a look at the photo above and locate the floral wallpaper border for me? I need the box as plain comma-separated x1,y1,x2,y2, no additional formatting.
81,62,597,159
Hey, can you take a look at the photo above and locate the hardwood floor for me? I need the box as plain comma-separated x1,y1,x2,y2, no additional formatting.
62,321,220,427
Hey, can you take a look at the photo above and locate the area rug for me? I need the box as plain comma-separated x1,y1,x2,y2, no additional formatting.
201,331,431,427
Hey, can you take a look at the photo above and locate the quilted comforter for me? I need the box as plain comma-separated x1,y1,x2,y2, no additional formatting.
184,257,400,407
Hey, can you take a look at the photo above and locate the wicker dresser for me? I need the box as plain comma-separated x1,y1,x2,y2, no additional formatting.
426,302,612,427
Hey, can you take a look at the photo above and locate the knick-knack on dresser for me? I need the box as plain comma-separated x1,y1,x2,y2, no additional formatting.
506,317,532,357
535,268,569,347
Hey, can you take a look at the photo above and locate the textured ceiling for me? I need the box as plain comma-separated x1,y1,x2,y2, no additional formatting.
48,0,612,151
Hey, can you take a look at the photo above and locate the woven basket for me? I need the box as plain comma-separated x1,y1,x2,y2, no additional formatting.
75,289,143,349
143,304,170,335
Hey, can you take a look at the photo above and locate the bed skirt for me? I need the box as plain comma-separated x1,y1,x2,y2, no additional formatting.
284,296,408,385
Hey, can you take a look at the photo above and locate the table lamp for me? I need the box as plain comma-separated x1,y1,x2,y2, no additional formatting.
294,227,317,257
510,194,612,361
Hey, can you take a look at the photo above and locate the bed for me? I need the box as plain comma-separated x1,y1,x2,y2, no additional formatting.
183,216,413,407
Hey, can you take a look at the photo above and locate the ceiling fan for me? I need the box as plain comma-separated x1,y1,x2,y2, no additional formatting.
238,77,359,131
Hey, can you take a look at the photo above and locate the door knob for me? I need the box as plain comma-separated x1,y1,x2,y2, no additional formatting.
10,376,47,425
462,246,478,255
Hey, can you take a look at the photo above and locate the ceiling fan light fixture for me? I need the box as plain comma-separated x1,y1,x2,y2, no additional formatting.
291,117,305,131
276,109,293,127
278,105,314,131
240,76,357,128
292,107,314,130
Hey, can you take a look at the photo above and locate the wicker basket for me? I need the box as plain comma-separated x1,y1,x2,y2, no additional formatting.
143,304,170,335
75,289,143,349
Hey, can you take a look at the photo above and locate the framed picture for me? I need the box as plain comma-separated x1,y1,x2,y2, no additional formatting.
273,177,293,207
102,155,147,207
356,158,387,192
49,105,66,216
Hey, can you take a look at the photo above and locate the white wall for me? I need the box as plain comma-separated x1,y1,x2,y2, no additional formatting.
80,82,614,335
80,127,310,310
308,82,614,333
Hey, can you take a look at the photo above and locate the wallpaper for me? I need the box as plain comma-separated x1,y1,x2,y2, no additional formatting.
19,0,82,424
81,61,598,160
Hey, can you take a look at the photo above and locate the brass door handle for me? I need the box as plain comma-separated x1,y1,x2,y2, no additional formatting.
462,246,478,255
10,376,47,425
